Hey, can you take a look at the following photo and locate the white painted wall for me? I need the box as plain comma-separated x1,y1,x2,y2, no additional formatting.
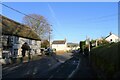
105,34,120,43
1,35,41,59
52,44,67,51
36,41,41,55
7,36,41,57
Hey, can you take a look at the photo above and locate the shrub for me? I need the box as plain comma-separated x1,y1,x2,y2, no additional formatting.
90,42,119,77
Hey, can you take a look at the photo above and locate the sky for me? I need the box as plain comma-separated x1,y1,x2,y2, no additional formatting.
1,0,119,2
1,2,118,43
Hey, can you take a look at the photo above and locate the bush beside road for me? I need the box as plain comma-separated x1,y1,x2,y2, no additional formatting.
90,42,120,79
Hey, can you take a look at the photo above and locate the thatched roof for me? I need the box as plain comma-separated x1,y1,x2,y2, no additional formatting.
0,15,41,41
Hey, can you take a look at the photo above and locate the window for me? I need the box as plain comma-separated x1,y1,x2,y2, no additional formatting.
110,39,112,42
14,36,19,44
29,40,32,45
35,41,37,45
10,36,13,42
14,49,18,58
7,36,13,47
68,46,70,47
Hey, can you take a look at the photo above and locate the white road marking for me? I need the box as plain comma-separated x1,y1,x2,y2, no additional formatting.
3,67,9,70
33,67,38,75
7,64,22,71
48,75,54,80
68,60,80,78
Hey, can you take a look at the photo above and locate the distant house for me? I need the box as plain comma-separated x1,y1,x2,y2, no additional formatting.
105,32,120,43
0,15,41,63
90,33,120,47
67,43,79,51
51,39,67,53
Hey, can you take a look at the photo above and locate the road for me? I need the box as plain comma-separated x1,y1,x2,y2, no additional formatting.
2,53,79,79
2,52,97,80
38,56,79,79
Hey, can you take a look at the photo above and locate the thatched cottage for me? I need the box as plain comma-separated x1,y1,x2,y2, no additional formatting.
0,15,41,63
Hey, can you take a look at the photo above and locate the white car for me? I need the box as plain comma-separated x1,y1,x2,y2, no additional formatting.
2,50,11,59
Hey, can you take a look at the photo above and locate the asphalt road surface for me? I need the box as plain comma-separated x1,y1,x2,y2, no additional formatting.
38,57,79,79
2,53,77,79
2,52,97,80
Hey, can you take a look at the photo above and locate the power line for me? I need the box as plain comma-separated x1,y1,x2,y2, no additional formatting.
1,3,118,42
47,3,67,38
1,3,65,41
0,3,43,23
1,3,60,31
1,2,118,24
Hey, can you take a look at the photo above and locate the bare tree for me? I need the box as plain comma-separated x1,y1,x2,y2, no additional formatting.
22,14,52,40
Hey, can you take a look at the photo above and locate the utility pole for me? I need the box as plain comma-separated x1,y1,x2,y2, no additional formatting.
49,30,51,48
49,29,52,48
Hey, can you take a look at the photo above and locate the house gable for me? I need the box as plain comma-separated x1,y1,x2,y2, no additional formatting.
52,40,67,51
105,33,120,42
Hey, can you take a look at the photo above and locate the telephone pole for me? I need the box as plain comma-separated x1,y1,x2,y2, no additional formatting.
49,28,52,48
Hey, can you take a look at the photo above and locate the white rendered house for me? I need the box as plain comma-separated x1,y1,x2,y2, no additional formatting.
0,15,41,64
52,39,67,52
105,32,120,43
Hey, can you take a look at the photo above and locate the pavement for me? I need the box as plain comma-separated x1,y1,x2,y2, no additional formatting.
71,53,97,80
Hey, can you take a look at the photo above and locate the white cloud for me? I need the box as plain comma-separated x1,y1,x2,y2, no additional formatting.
47,4,61,27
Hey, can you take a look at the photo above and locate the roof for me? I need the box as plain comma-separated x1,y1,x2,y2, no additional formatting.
52,40,66,44
0,15,41,41
67,43,79,46
105,33,119,39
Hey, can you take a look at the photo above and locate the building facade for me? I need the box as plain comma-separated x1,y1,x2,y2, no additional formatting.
0,15,41,64
52,39,67,53
105,32,120,43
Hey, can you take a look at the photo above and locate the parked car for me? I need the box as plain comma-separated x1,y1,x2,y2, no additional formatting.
52,48,56,53
44,48,53,56
40,48,45,55
71,49,80,53
2,50,11,59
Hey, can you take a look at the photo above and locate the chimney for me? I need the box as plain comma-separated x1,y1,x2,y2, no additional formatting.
110,32,112,35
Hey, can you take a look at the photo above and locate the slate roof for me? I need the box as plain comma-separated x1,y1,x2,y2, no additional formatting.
67,43,79,46
52,40,66,44
0,15,41,41
105,33,119,39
